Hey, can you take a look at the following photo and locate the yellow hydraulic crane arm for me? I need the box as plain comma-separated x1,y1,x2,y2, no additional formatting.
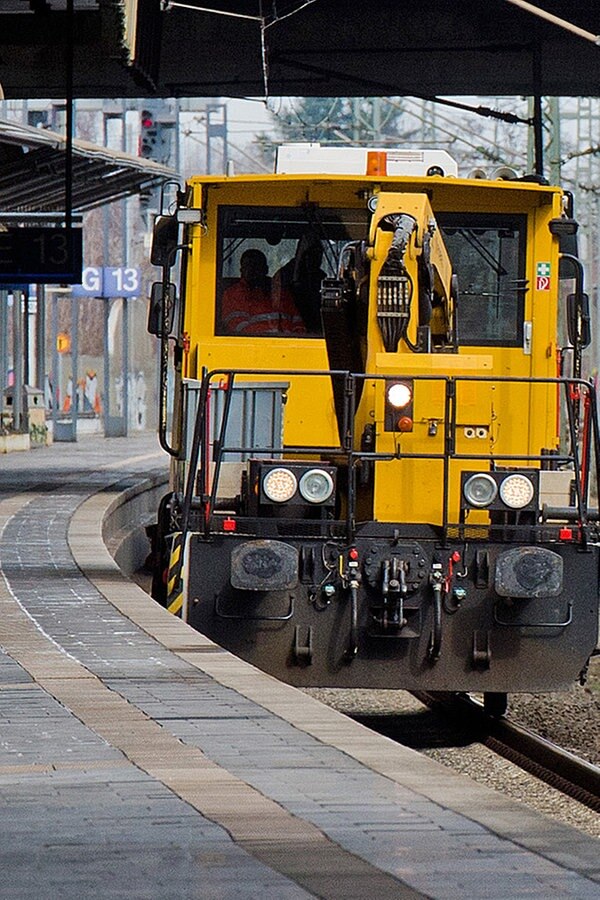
368,192,455,353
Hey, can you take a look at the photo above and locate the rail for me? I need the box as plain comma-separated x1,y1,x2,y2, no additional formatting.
415,691,600,813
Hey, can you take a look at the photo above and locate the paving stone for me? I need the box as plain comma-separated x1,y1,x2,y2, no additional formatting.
0,434,598,900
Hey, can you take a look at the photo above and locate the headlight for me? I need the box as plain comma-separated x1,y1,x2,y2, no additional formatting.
387,382,412,409
262,467,297,503
299,468,334,504
463,473,498,508
499,473,534,509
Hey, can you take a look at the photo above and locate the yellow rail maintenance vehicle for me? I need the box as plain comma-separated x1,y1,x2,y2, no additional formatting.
148,143,599,715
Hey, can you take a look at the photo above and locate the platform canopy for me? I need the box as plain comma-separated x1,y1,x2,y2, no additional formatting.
0,1,599,100
0,118,174,213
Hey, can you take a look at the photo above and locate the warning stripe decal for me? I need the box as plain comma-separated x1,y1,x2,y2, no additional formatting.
166,532,184,617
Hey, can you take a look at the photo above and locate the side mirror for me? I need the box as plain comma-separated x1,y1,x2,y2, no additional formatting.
550,217,579,259
566,291,591,349
151,215,179,268
560,253,591,350
148,282,176,337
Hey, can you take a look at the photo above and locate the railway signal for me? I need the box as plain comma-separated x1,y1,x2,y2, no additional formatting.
139,110,173,164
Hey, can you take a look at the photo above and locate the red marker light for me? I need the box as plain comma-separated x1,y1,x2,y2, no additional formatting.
397,416,413,432
559,527,573,541
349,547,359,561
223,517,237,532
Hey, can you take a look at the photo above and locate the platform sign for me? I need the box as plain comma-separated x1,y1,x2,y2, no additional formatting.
0,227,82,284
77,266,103,295
72,266,141,298
103,266,141,298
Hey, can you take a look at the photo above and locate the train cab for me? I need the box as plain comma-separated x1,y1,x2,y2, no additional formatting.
148,143,599,712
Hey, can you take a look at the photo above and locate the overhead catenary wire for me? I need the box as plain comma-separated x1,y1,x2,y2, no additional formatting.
263,0,320,29
259,1,269,98
164,1,322,98
165,0,320,26
164,3,261,19
259,2,321,97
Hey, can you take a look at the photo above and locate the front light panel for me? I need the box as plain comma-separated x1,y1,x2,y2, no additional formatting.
262,467,297,503
385,379,414,432
299,468,334,504
253,460,337,509
461,470,538,512
387,382,412,409
499,473,535,509
463,473,498,508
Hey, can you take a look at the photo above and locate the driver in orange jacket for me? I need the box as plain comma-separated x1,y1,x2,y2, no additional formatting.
221,248,305,335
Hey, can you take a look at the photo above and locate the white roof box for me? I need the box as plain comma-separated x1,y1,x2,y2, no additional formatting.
276,143,458,178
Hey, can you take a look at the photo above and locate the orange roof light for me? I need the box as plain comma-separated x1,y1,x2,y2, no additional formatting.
366,151,387,176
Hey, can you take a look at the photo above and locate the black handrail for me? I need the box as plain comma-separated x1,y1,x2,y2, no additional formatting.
206,373,237,535
181,372,211,535
185,368,598,542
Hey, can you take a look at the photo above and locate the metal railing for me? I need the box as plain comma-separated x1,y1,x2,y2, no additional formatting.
180,367,600,545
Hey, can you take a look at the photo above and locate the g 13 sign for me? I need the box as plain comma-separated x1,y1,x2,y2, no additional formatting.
72,266,141,298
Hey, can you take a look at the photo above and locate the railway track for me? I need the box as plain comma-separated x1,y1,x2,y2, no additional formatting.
354,691,600,813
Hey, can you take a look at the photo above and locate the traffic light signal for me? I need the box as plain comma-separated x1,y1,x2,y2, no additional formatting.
140,110,158,159
139,110,174,164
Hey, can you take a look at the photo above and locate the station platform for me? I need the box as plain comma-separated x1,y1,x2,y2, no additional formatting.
0,432,598,899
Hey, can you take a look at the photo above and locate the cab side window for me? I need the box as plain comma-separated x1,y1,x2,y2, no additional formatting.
439,213,527,347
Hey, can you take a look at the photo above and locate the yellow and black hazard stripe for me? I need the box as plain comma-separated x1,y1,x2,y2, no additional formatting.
166,531,184,617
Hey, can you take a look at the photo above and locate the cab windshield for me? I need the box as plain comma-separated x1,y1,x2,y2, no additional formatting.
215,205,527,348
216,205,368,337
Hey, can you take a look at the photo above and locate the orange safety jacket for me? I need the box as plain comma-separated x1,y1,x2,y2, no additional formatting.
221,280,305,335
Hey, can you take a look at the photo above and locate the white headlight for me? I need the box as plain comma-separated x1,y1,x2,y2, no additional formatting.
463,473,498,508
499,474,534,509
262,467,297,503
299,468,334,504
387,382,412,409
